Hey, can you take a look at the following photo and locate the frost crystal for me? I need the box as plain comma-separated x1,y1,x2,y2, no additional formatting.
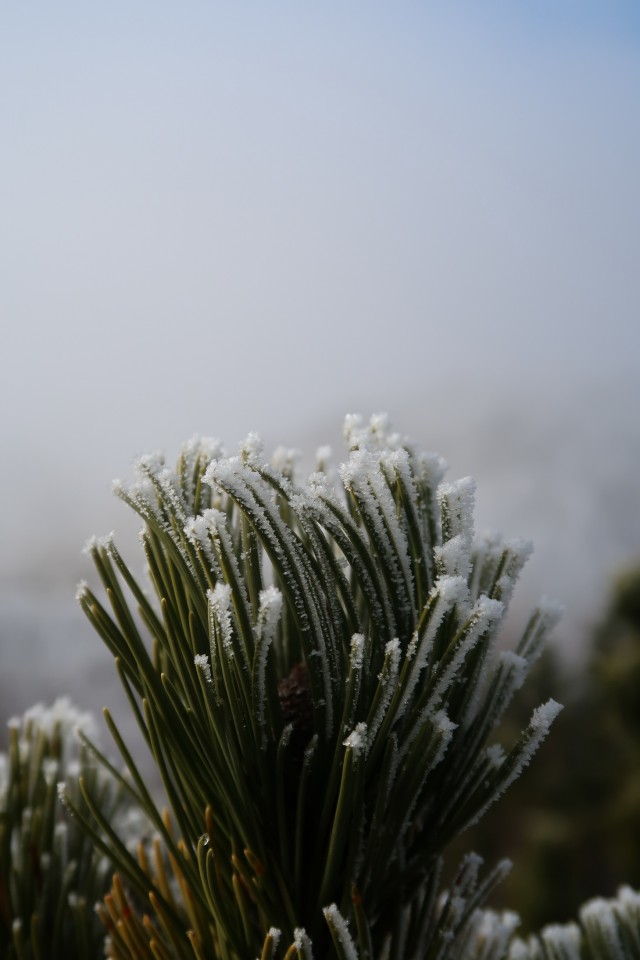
438,476,476,542
343,722,368,756
194,654,212,685
322,904,359,960
240,432,264,462
293,928,313,952
541,922,581,959
208,583,234,657
349,633,365,671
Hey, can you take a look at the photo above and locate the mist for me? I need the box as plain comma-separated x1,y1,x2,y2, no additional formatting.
1,2,639,734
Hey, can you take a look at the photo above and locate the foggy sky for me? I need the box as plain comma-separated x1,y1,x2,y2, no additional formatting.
1,3,639,664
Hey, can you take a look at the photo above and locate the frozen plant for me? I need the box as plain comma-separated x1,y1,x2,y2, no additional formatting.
509,886,640,960
0,698,138,960
69,412,574,959
61,417,638,960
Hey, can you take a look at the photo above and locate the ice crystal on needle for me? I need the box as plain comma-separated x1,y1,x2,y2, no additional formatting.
73,413,574,960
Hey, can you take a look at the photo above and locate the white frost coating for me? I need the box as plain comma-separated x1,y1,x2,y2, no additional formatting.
42,758,59,786
208,583,234,658
580,897,622,953
430,710,456,769
258,586,283,636
428,596,504,710
537,597,565,630
368,639,401,744
469,699,562,832
322,904,358,960
206,456,336,736
240,432,264,463
194,654,212,685
181,434,224,461
293,928,313,953
156,467,187,522
418,451,448,487
23,698,97,745
370,412,390,437
306,471,331,497
184,516,218,571
204,455,240,487
518,598,565,665
343,722,368,756
213,507,253,588
179,436,224,503
57,782,72,813
272,446,301,471
507,941,531,960
617,885,640,910
486,744,506,768
349,633,365,671
498,651,529,697
463,909,520,960
483,538,534,610
448,894,466,927
434,534,472,581
401,576,469,719
541,923,581,959
530,699,563,732
343,413,363,447
135,451,165,478
75,580,89,602
437,476,476,542
436,575,470,606
504,538,534,568
255,587,283,736
339,449,414,614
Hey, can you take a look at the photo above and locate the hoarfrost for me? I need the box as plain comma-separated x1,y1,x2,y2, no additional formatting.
255,587,283,736
580,897,621,952
75,579,89,602
208,583,234,658
23,697,97,745
541,923,581,959
486,744,505,768
240,432,264,463
349,633,365,671
438,476,476,543
418,452,448,488
322,904,359,960
368,639,401,744
428,596,504,709
194,654,212,685
435,534,472,580
272,446,301,472
339,448,414,614
343,722,368,757
401,576,469,718
530,699,563,733
293,928,313,952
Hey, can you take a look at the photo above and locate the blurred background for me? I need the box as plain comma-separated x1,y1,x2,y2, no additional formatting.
1,0,639,931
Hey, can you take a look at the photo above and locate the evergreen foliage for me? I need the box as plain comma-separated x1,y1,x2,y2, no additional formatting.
465,564,640,932
74,414,562,957
0,699,139,959
1,414,638,959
